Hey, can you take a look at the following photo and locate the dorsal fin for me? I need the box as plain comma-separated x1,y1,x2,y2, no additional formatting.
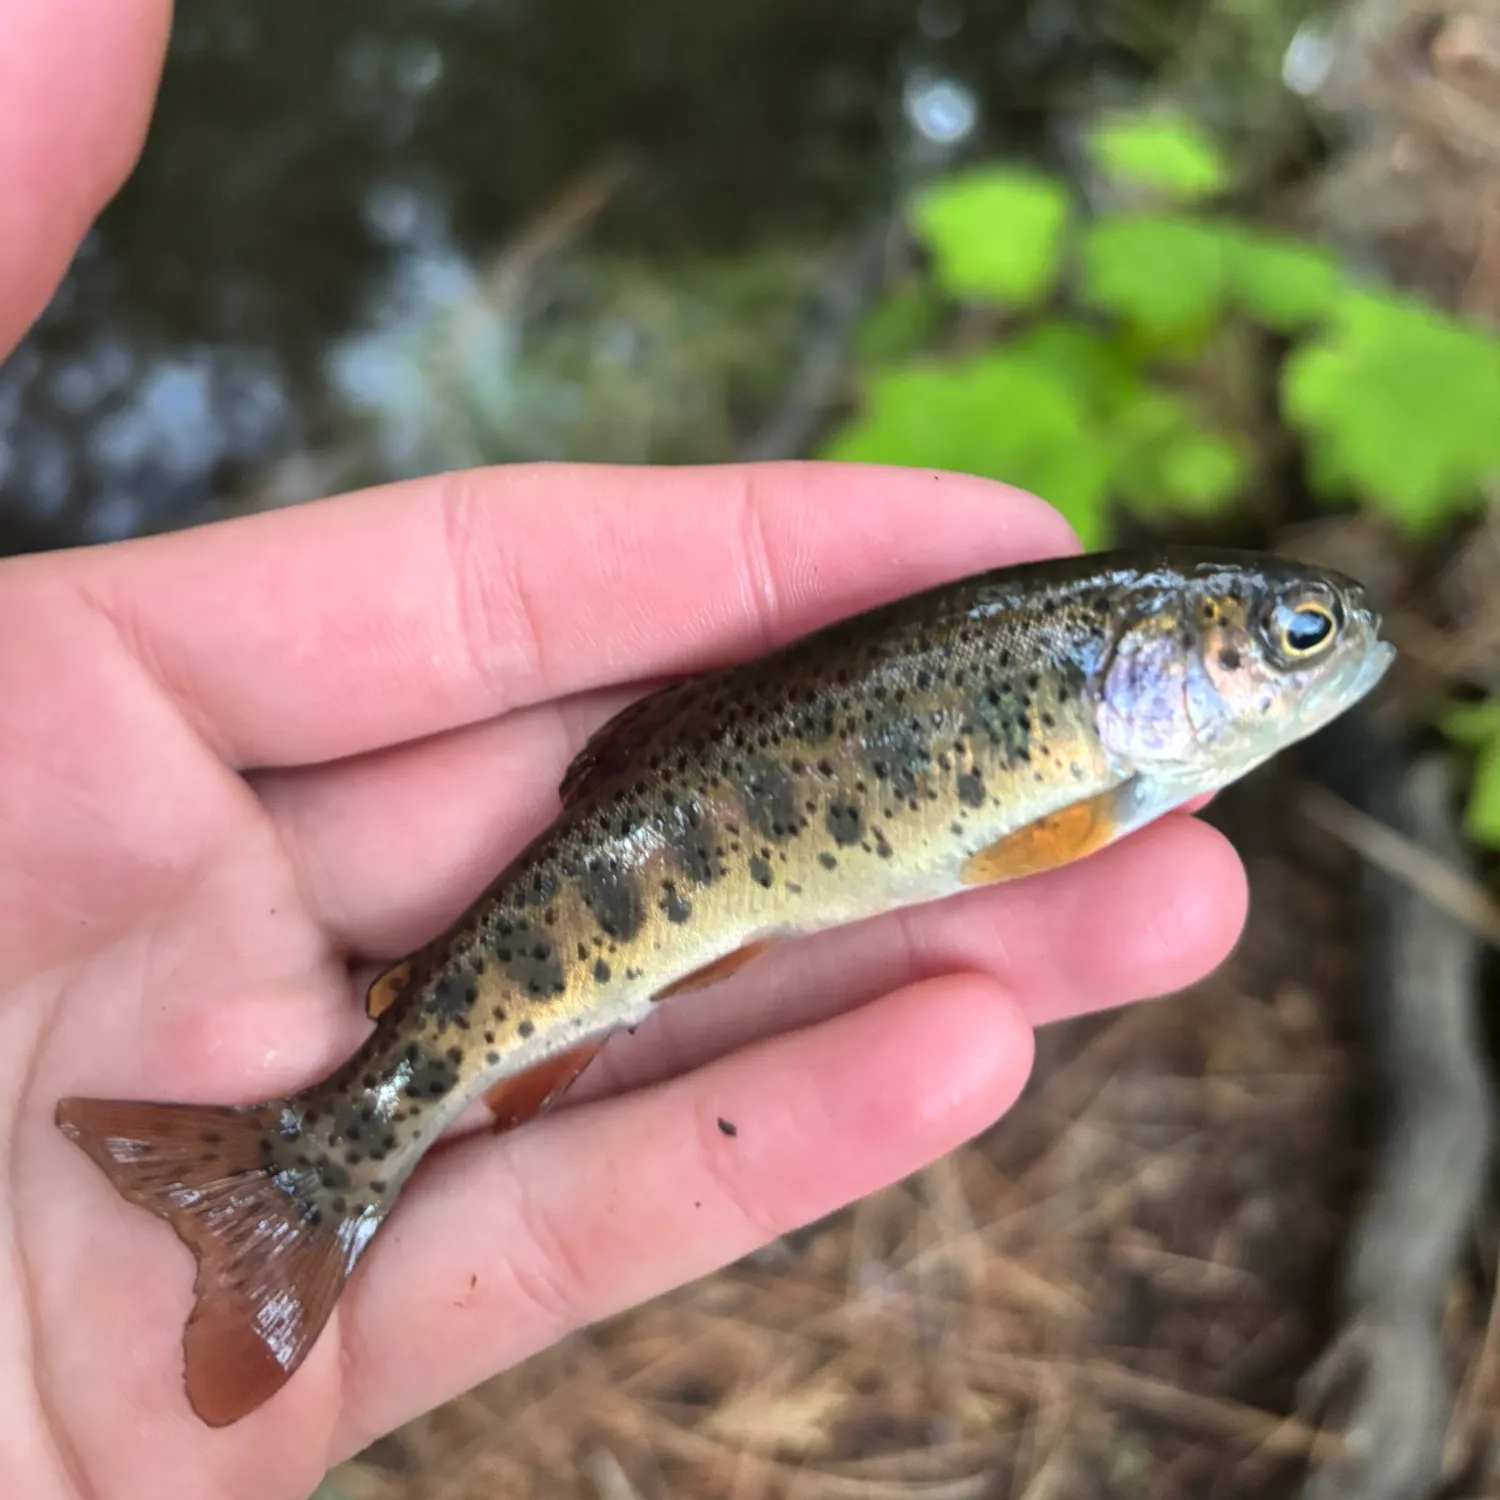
558,680,697,807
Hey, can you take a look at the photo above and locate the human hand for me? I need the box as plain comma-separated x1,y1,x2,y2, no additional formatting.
0,5,1248,1498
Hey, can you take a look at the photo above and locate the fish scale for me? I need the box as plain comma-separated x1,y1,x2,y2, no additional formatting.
54,545,1394,1427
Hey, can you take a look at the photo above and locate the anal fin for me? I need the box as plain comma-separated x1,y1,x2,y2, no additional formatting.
484,1041,606,1131
961,785,1128,886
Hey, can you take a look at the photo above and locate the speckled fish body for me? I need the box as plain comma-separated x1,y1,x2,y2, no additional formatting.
56,546,1394,1426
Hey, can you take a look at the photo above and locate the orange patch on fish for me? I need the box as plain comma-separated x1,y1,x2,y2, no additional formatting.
365,960,412,1020
960,787,1123,885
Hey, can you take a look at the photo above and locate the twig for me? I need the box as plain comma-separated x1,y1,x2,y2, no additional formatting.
1299,744,1496,1500
1298,782,1500,948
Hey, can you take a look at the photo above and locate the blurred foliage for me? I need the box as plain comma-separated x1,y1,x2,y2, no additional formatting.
335,251,817,479
827,107,1500,844
825,109,1500,549
1285,295,1500,532
1090,111,1228,201
911,172,1072,310
1442,701,1500,849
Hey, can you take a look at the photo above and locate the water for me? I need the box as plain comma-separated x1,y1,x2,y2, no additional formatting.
0,0,1166,555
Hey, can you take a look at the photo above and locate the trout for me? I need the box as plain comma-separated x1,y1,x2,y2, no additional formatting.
56,546,1394,1426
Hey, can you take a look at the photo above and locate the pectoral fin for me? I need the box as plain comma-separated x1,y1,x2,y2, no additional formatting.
960,785,1128,886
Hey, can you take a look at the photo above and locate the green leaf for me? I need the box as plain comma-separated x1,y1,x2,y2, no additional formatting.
1465,736,1500,848
1090,112,1229,202
1230,232,1344,331
853,285,944,364
824,354,1114,545
1157,428,1247,513
911,169,1072,309
1006,322,1141,416
1282,291,1500,532
1441,698,1500,749
1108,389,1245,517
1080,215,1237,338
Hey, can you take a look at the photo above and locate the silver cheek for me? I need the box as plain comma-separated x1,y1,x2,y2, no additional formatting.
1184,649,1235,744
1097,632,1196,765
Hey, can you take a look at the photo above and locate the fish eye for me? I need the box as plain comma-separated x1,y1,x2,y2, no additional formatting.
1276,600,1338,659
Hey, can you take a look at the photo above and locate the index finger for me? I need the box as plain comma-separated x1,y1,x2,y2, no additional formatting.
0,0,169,353
45,462,1078,768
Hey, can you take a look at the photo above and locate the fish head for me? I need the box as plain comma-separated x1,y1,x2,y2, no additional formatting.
1095,554,1395,794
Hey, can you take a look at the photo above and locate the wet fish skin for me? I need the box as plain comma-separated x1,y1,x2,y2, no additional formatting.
54,545,1394,1427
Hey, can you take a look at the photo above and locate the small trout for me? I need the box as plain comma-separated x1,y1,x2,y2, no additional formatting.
57,546,1394,1426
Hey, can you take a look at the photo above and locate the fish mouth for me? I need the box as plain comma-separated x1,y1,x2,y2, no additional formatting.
1350,593,1397,696
1313,603,1396,724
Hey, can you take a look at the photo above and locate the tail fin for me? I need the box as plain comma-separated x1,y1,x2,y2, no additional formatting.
56,1096,381,1427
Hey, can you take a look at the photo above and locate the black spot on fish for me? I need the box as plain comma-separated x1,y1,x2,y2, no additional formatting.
581,862,645,942
864,715,934,801
316,1159,351,1190
522,868,557,908
1220,646,1241,671
669,813,723,887
518,1019,535,1039
825,802,864,846
819,851,838,871
749,855,774,888
956,770,986,808
742,761,800,842
660,882,692,924
405,1050,460,1100
593,958,612,983
497,933,565,998
425,969,478,1030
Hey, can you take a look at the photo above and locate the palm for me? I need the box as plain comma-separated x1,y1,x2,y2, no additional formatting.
0,477,1248,1500
2,587,348,1497
0,6,1249,1498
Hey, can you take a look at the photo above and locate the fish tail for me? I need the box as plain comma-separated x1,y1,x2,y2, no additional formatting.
56,1095,382,1427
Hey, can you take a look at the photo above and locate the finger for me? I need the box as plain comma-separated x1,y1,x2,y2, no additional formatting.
330,971,1035,1454
256,689,637,956
0,0,169,353
56,462,1076,768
